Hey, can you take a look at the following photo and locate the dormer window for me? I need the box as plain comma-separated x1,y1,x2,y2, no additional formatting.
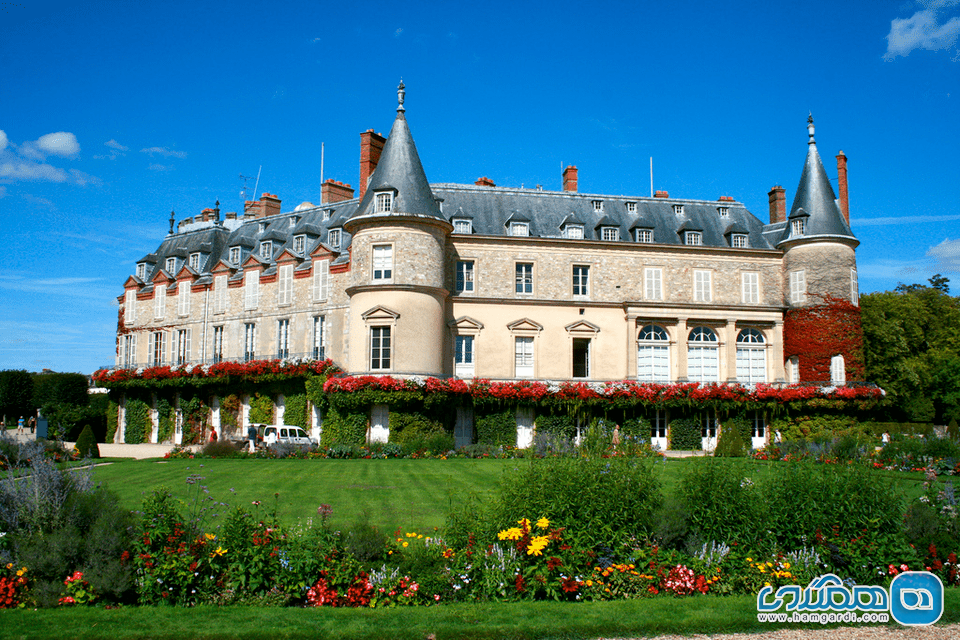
375,191,394,213
601,226,620,241
792,219,806,235
673,204,684,216
731,234,748,248
626,202,637,213
260,241,273,260
592,200,604,212
289,215,300,227
189,253,201,270
685,231,702,246
258,222,267,233
718,207,729,218
453,219,473,234
510,222,529,237
165,257,176,274
635,229,653,243
328,228,341,250
293,235,306,254
136,263,146,279
323,208,334,221
564,224,584,240
229,246,241,264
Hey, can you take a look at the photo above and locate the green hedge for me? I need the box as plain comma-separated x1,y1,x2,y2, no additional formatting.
106,400,119,443
249,393,275,424
124,398,149,444
157,398,174,443
475,409,516,447
622,416,652,439
283,393,308,429
534,414,576,438
320,407,366,447
669,417,701,450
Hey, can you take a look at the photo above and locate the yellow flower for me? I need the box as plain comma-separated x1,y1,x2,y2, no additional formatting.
517,518,531,529
16,568,26,577
758,565,766,573
766,562,773,567
536,517,550,529
205,533,216,541
746,557,753,562
418,535,423,539
764,581,771,587
526,536,549,556
5,563,11,570
212,546,227,557
402,542,409,548
498,527,523,541
783,562,791,570
585,580,593,587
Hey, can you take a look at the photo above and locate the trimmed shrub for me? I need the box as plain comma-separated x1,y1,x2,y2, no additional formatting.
124,399,149,444
669,417,701,450
249,393,275,424
284,393,309,429
320,407,366,447
476,410,516,447
105,400,119,443
713,422,747,457
74,424,100,459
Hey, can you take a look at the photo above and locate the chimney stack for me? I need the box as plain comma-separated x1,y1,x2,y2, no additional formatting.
654,190,669,198
767,185,786,224
562,165,578,192
359,129,386,200
322,179,355,204
475,176,495,187
836,151,849,224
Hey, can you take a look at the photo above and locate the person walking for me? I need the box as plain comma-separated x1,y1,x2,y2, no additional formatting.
247,423,257,453
17,416,24,435
28,416,35,434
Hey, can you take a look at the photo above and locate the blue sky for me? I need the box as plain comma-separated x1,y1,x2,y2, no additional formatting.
2,0,959,374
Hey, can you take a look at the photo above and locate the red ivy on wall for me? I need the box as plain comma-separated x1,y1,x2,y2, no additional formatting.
783,295,865,383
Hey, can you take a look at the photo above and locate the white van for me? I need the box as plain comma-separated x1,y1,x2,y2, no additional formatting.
256,424,315,447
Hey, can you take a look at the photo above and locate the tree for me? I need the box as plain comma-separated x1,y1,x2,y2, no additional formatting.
0,370,34,425
32,372,89,409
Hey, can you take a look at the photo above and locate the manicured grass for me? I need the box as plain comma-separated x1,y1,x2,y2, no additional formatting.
4,590,959,640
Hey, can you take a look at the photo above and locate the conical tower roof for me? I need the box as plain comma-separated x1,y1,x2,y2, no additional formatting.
350,82,444,222
777,115,856,247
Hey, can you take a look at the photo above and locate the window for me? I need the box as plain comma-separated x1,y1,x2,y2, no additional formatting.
313,259,330,301
214,275,227,314
258,222,267,233
453,219,472,234
789,270,806,304
787,357,800,383
650,409,668,442
328,228,341,250
731,234,748,248
293,235,305,254
515,336,534,377
510,222,529,237
700,412,717,441
792,218,806,235
165,257,176,274
154,284,166,319
736,328,766,383
456,260,474,292
189,253,200,270
277,319,290,359
136,263,146,279
572,265,589,297
635,228,653,243
278,264,293,305
149,331,166,366
229,246,241,264
375,191,393,213
831,354,846,385
645,268,662,300
289,215,298,227
515,263,533,294
742,272,759,304
244,270,260,310
638,325,670,382
178,281,191,316
323,208,333,221
592,200,604,212
259,241,273,260
563,225,583,239
687,326,719,383
626,201,637,213
851,268,859,305
173,328,191,366
694,270,712,302
673,204,684,215
372,245,393,282
718,207,729,218
313,316,326,359
455,335,474,378
244,323,256,362
685,231,702,246
212,326,224,364
370,327,391,370
572,338,590,378
601,227,620,241
124,290,137,326
122,334,137,368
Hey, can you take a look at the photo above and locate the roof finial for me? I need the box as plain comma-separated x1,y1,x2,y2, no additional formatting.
807,112,816,145
397,79,405,114
169,209,175,234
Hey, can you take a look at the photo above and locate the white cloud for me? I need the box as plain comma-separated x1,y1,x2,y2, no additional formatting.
0,131,95,185
0,130,7,151
140,146,187,159
395,27,403,37
852,213,960,226
148,163,173,172
0,160,70,182
37,131,80,157
94,139,129,160
105,139,128,151
927,238,960,272
884,2,960,59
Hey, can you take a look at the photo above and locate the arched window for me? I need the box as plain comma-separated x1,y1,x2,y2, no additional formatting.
735,328,766,384
687,326,719,383
831,354,846,385
786,356,800,383
638,324,670,382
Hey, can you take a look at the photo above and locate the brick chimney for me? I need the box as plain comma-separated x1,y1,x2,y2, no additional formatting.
475,176,495,187
359,129,386,200
322,180,355,204
836,151,849,224
200,208,215,222
244,200,261,219
767,185,786,224
562,165,578,192
654,190,669,198
718,196,735,202
261,193,281,218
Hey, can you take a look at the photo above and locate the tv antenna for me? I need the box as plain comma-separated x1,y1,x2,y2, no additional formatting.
239,166,262,205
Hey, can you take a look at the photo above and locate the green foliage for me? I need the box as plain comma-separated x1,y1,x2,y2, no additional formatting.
283,393,308,429
769,414,860,441
621,416,651,438
201,439,243,458
668,417,701,450
74,424,100,459
388,412,444,445
249,393,275,424
32,372,89,409
0,370,34,425
320,407,366,447
156,397,174,443
713,421,747,457
41,402,106,441
535,414,576,439
476,410,516,447
105,400,119,443
179,394,207,444
678,459,765,547
124,398,149,444
219,394,240,438
577,418,615,457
